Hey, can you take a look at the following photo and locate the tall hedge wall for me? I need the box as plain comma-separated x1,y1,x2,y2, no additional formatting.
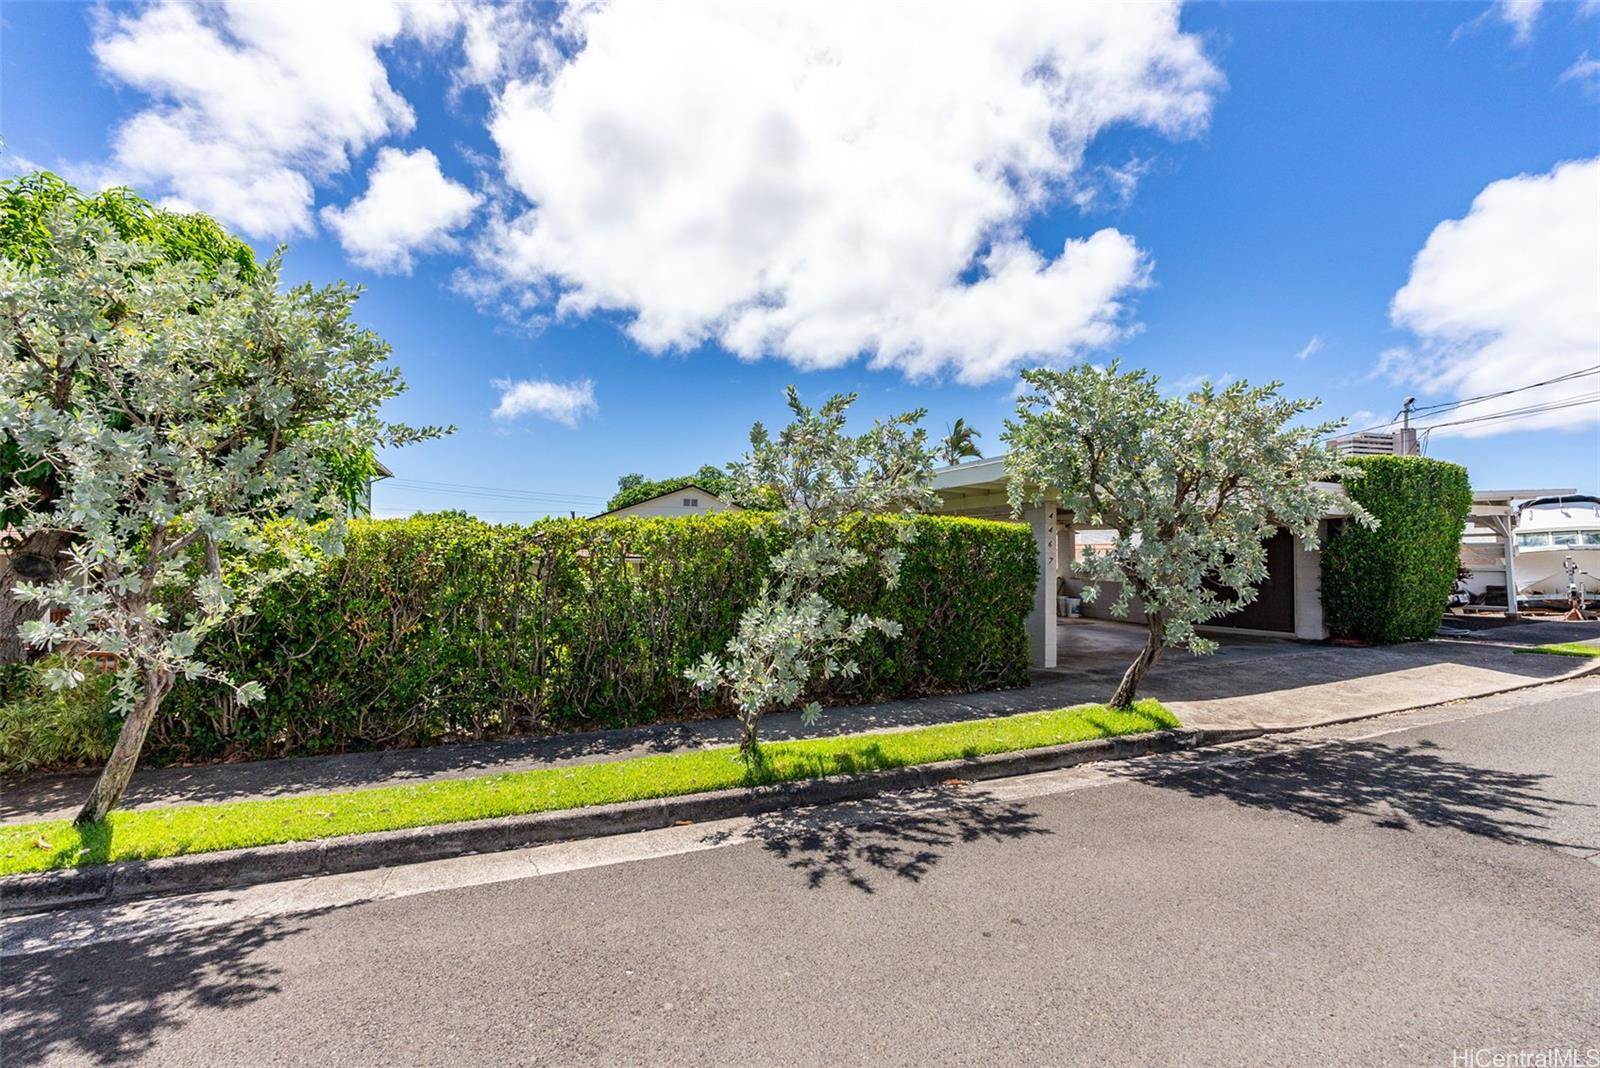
1320,456,1472,643
150,512,1035,763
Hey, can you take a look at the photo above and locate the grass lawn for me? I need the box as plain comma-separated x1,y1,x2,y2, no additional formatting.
0,700,1177,877
1512,641,1600,658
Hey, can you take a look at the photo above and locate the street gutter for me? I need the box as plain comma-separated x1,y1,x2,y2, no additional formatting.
0,727,1214,917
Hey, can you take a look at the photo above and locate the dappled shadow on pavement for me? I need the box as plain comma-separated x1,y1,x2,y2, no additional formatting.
1,903,335,1067
1123,738,1598,852
702,790,1050,894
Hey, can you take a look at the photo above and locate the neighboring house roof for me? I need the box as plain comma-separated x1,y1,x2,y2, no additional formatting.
588,483,732,520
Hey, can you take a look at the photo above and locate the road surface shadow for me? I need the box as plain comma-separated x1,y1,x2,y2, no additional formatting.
1123,738,1597,851
702,789,1050,894
1,903,337,1067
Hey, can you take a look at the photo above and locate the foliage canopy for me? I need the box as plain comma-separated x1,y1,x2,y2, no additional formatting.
686,388,938,751
1320,456,1471,643
0,203,445,820
1005,363,1366,706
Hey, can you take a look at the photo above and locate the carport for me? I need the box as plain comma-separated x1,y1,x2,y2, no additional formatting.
1462,488,1576,616
930,457,1348,669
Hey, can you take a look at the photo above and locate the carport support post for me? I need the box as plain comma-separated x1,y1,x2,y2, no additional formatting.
1488,513,1520,617
1024,502,1059,669
1503,520,1520,618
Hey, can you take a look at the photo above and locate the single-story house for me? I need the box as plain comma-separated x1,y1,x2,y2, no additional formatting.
589,484,742,520
929,456,1351,668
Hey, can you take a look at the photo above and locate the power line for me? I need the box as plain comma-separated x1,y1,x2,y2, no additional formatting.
392,477,605,501
387,478,606,505
1408,364,1600,418
1412,392,1600,432
1343,364,1600,435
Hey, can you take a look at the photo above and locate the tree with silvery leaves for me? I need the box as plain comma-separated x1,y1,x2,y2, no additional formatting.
1004,362,1371,709
0,210,447,824
686,387,937,755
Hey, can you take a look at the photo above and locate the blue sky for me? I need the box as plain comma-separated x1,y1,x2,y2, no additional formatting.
3,1,1597,519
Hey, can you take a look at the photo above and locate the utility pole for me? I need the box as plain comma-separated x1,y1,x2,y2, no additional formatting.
1400,396,1416,456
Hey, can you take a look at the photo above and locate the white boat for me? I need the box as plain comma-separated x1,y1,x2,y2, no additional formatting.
1513,494,1600,600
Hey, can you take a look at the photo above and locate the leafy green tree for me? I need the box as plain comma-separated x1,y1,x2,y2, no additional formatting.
1004,363,1368,708
940,417,983,465
1,174,265,663
686,388,936,753
0,171,257,279
0,208,446,823
0,173,381,661
603,463,778,512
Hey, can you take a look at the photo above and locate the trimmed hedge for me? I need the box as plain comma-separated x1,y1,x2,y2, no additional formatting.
145,512,1035,764
1320,456,1472,643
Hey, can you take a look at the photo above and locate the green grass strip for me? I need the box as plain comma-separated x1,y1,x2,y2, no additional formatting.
1511,641,1600,659
0,700,1176,877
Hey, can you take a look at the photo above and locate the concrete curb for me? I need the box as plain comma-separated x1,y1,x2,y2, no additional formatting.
1,727,1207,917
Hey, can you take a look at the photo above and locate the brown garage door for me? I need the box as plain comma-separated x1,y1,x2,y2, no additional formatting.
1206,528,1296,633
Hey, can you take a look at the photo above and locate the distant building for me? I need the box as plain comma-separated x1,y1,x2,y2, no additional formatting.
589,484,741,520
1329,429,1418,457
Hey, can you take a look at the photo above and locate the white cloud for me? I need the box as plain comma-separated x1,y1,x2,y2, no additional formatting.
1163,371,1236,395
1295,336,1324,361
321,148,482,273
1561,51,1600,89
470,2,1220,384
491,377,597,426
1495,0,1543,42
1385,157,1600,437
1341,409,1382,434
91,1,460,237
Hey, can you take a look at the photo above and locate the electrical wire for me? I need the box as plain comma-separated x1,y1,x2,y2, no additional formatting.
1408,364,1599,416
387,478,606,506
1411,392,1600,432
1340,365,1600,435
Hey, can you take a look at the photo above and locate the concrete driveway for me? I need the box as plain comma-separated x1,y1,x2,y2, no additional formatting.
1049,617,1598,733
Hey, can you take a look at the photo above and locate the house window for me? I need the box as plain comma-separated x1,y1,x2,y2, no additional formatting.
684,497,699,507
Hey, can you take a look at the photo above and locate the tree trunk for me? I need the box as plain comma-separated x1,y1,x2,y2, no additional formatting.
737,711,760,757
1108,614,1166,709
0,529,73,664
75,666,174,826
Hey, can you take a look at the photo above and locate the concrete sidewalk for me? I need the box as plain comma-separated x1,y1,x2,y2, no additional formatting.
3,629,1595,825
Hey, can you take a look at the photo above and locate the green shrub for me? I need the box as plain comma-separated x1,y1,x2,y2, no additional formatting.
0,656,121,773
1320,456,1472,643
152,512,1035,763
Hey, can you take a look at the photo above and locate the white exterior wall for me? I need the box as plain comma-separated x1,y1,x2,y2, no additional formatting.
602,491,739,519
1291,525,1327,640
1024,503,1059,668
1067,578,1148,625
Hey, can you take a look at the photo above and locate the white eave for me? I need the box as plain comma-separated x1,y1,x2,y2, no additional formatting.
931,456,1351,519
1469,488,1577,517
930,456,1008,492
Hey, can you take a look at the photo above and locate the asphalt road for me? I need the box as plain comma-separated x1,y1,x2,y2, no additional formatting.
5,679,1598,1067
